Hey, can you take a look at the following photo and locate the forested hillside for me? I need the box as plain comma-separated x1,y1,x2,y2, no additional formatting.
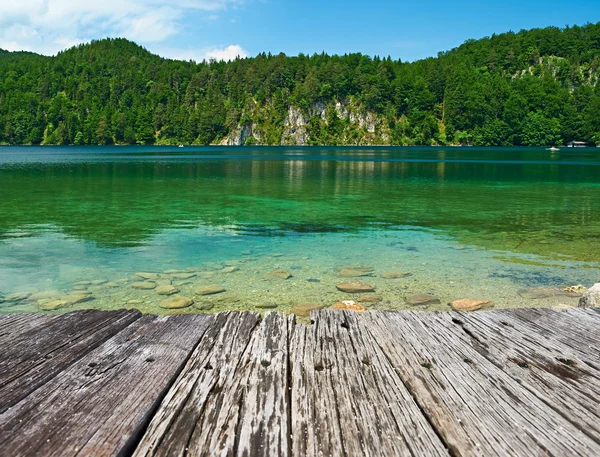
1,22,600,146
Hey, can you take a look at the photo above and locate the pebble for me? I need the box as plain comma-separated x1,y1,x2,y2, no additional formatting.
159,296,194,309
450,299,492,312
307,279,321,283
405,293,441,306
336,281,375,293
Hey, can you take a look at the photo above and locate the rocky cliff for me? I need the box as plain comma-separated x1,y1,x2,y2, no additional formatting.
222,98,391,146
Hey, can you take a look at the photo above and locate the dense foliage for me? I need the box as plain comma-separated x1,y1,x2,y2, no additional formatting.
2,22,600,146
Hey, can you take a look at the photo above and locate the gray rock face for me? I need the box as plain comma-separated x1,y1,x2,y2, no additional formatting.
578,283,600,308
281,106,309,145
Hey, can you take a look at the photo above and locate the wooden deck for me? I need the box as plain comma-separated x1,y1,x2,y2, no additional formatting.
1,308,599,456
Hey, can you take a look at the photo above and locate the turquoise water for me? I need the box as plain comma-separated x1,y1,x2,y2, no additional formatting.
0,146,598,314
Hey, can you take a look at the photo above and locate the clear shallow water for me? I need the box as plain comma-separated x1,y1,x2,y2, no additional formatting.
0,146,598,315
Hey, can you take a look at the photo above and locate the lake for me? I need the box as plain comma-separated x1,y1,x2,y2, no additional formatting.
0,145,598,314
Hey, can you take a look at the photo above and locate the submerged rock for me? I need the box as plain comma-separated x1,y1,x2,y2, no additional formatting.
40,300,69,311
405,293,440,306
131,282,156,290
196,285,226,296
155,279,172,286
156,285,178,295
194,302,215,311
91,280,108,286
30,290,62,301
254,303,279,309
159,296,194,309
5,292,31,302
264,269,292,280
382,270,411,279
578,283,600,308
358,294,382,303
517,287,574,300
136,272,160,280
336,281,375,293
338,266,374,278
331,300,365,312
221,266,240,274
170,273,197,280
450,299,492,312
291,303,324,317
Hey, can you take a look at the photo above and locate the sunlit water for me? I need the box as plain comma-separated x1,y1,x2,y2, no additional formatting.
1,146,598,315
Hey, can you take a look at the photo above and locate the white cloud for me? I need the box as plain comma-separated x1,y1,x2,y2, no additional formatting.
204,44,248,61
0,0,247,56
153,44,249,62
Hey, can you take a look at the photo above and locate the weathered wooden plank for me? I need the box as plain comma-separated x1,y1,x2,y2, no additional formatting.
0,313,213,457
0,313,55,346
289,310,450,457
361,310,600,457
0,309,141,413
133,311,264,457
501,308,600,361
446,310,600,442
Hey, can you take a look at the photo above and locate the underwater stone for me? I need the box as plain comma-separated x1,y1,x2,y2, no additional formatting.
156,285,178,295
265,269,292,280
450,299,492,312
405,293,440,306
136,272,160,280
336,281,375,293
159,296,194,309
382,270,411,279
197,285,226,296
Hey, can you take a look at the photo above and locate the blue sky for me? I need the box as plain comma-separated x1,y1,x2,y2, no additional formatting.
0,1,599,62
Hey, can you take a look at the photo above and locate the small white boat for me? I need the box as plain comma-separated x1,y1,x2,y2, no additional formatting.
548,147,560,151
178,144,184,148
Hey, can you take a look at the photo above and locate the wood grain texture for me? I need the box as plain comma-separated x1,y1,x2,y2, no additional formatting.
0,313,55,346
0,314,213,457
133,311,290,457
361,310,600,457
0,309,141,413
289,310,450,457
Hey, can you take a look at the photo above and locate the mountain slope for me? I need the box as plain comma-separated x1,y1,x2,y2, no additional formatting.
1,24,600,146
